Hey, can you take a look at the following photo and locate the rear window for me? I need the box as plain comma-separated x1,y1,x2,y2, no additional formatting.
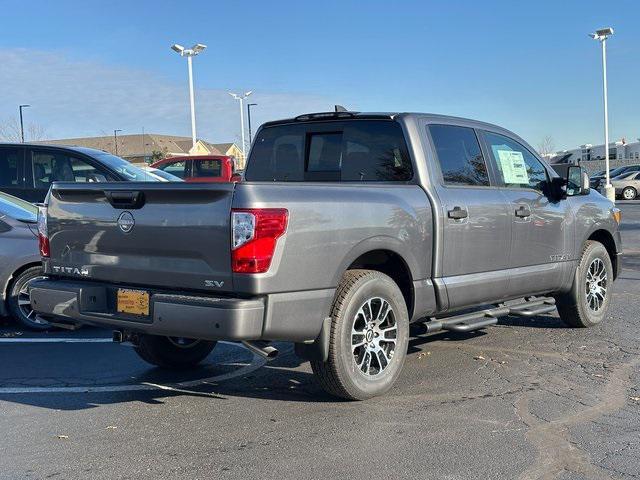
245,120,413,182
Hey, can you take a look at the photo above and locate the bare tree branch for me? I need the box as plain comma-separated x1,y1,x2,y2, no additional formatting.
0,116,47,142
537,135,555,158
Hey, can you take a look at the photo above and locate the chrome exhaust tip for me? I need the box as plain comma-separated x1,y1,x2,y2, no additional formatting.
241,341,279,360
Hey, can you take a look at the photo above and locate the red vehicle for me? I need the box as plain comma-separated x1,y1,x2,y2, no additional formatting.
150,155,241,183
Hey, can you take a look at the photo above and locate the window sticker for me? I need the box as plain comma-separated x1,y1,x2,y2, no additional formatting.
497,149,529,184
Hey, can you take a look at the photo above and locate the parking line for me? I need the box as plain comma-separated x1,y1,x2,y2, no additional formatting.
0,337,112,343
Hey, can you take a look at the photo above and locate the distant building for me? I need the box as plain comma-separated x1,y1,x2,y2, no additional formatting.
37,134,245,168
550,138,640,172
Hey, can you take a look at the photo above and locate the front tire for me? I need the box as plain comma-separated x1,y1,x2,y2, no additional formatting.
622,187,637,200
311,270,409,400
7,266,52,331
134,334,217,368
555,241,613,328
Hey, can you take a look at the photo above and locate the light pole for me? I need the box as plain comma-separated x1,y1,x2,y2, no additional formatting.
114,129,122,156
19,104,30,143
247,103,257,144
590,27,615,202
229,91,253,166
171,43,207,150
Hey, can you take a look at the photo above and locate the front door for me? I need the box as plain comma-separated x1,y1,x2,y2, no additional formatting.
480,130,574,297
426,123,511,310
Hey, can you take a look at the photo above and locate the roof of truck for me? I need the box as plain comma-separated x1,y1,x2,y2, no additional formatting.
261,111,511,133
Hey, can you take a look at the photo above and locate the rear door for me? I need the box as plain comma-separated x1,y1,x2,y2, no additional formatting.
480,130,573,296
426,123,511,309
0,146,26,200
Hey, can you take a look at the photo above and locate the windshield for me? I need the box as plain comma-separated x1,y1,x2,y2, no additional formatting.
0,192,38,222
95,154,160,181
609,167,627,177
613,171,638,180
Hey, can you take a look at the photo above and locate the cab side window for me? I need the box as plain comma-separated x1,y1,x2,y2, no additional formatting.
31,151,104,188
482,132,548,191
428,125,490,186
193,160,222,178
159,160,189,179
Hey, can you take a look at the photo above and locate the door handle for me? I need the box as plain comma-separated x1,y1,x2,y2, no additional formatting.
515,205,531,218
447,206,468,220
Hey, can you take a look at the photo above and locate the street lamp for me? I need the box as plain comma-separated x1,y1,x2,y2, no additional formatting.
171,43,207,150
247,103,257,144
19,105,30,143
114,129,122,156
229,91,253,164
590,27,615,202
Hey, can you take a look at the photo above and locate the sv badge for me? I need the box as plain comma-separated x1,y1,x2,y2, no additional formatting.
204,280,225,288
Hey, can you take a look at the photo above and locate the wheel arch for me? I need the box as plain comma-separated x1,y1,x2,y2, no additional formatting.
2,261,42,315
343,248,415,319
586,229,618,279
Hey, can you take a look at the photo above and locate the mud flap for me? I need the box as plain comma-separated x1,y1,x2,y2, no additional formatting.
294,317,331,362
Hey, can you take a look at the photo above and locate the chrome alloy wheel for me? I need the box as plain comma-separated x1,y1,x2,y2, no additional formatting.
585,258,608,312
17,275,50,326
351,297,397,376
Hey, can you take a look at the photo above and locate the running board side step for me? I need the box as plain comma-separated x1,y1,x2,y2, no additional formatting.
423,297,556,334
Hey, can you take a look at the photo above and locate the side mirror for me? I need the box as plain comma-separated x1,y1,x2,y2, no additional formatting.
567,166,590,196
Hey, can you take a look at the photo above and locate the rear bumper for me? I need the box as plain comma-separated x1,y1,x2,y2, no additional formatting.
30,279,333,342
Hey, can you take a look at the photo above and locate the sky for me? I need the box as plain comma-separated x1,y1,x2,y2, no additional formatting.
1,0,638,151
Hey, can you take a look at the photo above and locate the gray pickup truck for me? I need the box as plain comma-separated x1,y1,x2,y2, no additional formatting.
31,112,623,400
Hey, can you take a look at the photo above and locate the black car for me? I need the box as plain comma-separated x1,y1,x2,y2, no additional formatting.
0,143,157,202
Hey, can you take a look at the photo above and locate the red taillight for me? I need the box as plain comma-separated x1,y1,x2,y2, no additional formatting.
37,206,50,258
231,208,288,273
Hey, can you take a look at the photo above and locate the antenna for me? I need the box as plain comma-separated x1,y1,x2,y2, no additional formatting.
334,105,348,112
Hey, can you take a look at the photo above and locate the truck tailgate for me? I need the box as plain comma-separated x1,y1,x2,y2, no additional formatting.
46,182,235,293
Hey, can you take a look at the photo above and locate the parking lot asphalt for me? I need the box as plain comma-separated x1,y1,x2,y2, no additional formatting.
1,202,639,480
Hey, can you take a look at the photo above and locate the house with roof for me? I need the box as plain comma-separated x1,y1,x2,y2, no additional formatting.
37,134,245,167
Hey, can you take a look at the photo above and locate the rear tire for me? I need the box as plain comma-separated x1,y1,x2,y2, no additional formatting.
311,270,409,400
7,266,52,331
134,334,217,368
622,187,637,200
555,241,613,328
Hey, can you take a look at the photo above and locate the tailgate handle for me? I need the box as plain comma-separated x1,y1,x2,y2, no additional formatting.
105,191,145,209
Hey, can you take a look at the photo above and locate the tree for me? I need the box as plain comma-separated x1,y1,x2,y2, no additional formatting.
0,116,48,142
537,135,555,158
150,148,168,162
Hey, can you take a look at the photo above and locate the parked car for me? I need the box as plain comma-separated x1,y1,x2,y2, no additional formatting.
31,112,622,400
590,165,640,189
150,155,241,183
609,171,640,200
0,143,161,202
0,192,51,330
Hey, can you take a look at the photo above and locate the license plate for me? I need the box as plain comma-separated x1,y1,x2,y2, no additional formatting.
117,288,150,316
